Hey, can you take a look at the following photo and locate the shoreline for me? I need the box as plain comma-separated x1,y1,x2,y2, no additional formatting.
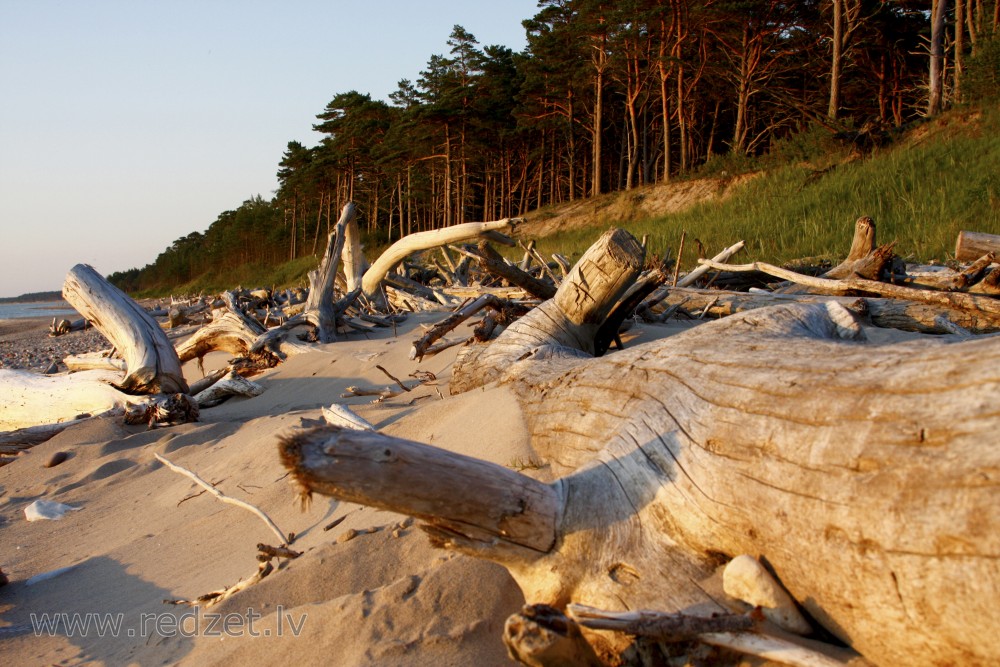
0,317,110,373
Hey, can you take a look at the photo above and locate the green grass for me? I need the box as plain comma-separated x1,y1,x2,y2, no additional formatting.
530,104,1000,272
133,255,317,298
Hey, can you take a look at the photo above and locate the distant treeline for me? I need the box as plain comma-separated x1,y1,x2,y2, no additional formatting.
110,0,1000,293
0,291,63,303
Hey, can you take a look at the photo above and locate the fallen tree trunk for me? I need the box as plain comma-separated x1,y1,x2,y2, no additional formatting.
284,229,1000,667
702,258,1000,331
63,264,188,394
955,230,1000,262
652,286,1000,335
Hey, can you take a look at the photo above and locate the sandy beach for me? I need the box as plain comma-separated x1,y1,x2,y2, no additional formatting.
0,309,691,666
0,304,954,666
0,310,561,665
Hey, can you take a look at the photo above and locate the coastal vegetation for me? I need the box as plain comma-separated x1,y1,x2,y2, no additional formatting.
109,1,1000,296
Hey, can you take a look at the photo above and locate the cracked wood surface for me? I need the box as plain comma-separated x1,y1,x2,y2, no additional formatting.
456,299,1000,666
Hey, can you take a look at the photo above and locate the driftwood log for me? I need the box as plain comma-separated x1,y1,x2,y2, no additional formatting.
653,286,1000,335
282,228,1000,666
955,230,1000,262
701,258,1000,332
63,264,188,394
175,292,276,366
304,203,357,343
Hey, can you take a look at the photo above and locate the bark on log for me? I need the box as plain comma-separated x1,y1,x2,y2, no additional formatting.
361,218,522,298
955,230,1000,262
63,264,188,394
284,228,1000,667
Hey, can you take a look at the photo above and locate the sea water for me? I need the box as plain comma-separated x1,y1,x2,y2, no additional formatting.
0,301,80,320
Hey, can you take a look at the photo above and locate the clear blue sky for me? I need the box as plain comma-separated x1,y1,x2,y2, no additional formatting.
0,0,540,298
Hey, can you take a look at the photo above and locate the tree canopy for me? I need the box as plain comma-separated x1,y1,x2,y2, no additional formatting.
112,1,1000,292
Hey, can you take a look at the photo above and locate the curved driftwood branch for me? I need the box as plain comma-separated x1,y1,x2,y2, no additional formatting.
155,453,288,545
361,218,522,298
284,228,1000,666
175,292,276,366
63,264,187,394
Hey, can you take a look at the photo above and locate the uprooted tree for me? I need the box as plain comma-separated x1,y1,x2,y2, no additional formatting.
281,228,1000,666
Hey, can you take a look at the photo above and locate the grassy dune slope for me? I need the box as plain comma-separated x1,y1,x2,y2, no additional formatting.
522,106,1000,271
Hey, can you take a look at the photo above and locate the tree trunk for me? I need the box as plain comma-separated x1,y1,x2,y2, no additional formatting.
928,0,948,115
829,0,843,119
285,229,1000,667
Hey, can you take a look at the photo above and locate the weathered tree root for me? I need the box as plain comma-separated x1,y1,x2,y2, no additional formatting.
281,228,1000,666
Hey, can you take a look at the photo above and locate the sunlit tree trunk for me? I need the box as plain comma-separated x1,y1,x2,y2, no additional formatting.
928,0,947,115
956,0,965,102
829,0,843,119
592,45,605,195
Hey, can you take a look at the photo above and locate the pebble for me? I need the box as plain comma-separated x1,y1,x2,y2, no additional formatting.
0,326,110,374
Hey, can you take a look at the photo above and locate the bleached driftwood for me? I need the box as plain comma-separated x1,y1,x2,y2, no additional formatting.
0,369,130,430
0,370,197,431
0,408,123,453
155,453,288,545
63,264,188,394
639,241,746,315
283,228,1000,666
700,258,1000,330
192,370,264,408
342,204,368,293
451,228,645,393
361,218,523,298
305,203,357,343
175,292,275,366
409,294,504,361
652,286,1000,335
465,241,557,300
63,350,126,373
322,404,374,431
